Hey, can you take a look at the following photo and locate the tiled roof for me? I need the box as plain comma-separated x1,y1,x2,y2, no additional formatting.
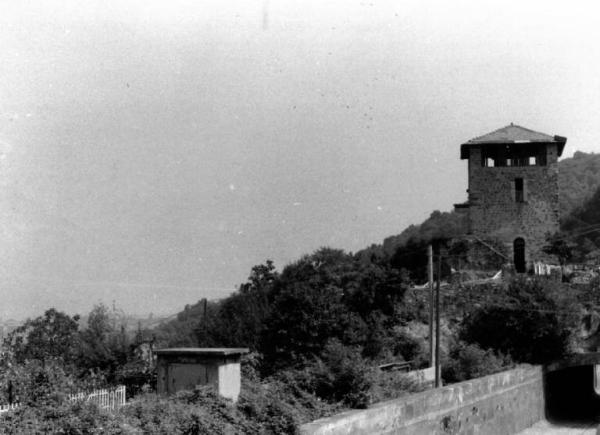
467,124,555,144
460,124,566,159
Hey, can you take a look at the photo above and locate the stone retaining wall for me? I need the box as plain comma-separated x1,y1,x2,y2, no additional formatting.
300,366,544,435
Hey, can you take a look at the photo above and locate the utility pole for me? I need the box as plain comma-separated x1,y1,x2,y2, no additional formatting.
435,250,442,388
202,298,208,332
428,244,434,368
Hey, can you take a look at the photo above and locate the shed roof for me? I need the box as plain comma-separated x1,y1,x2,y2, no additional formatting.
460,124,566,159
154,348,249,357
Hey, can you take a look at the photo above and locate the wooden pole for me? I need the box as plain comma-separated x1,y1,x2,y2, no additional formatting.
428,244,434,368
435,251,442,388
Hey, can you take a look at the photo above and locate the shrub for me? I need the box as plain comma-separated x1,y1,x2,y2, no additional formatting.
237,379,300,434
0,399,125,434
460,277,581,364
300,340,374,408
442,341,512,384
369,370,426,403
121,387,251,434
0,358,77,406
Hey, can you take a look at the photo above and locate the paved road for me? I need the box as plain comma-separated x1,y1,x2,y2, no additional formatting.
518,419,598,434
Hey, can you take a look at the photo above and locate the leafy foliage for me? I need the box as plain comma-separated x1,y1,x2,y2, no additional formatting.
0,358,76,406
460,277,581,364
382,211,467,283
77,304,130,383
153,300,214,348
561,185,600,261
543,232,574,265
197,261,277,349
297,339,373,408
4,151,600,432
0,398,123,434
1,304,156,402
558,151,600,217
4,309,80,366
382,211,467,257
259,248,409,371
442,341,511,383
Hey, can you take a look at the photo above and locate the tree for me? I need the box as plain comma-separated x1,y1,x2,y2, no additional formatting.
442,341,511,383
77,304,129,381
196,261,278,349
0,358,76,406
259,249,363,371
460,277,580,364
543,232,574,266
3,309,80,365
259,248,414,371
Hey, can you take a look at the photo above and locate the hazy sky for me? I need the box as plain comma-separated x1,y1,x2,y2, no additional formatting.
1,0,600,319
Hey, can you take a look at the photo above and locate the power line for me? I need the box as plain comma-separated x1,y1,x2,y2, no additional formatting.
455,302,597,316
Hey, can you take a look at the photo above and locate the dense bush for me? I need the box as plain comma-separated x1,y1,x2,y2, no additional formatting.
3,309,80,366
0,399,124,434
258,248,412,372
299,340,373,408
121,387,250,434
76,305,130,384
0,383,309,435
369,370,425,403
0,358,77,406
0,303,157,402
460,276,581,364
442,341,512,383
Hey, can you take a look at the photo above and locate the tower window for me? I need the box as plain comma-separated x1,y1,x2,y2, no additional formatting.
480,144,547,167
515,178,524,202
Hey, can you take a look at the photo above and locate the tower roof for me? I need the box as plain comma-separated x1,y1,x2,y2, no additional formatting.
460,124,567,159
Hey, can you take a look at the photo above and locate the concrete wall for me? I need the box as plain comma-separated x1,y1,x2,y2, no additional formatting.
300,366,544,435
217,360,242,401
404,366,435,386
467,145,560,268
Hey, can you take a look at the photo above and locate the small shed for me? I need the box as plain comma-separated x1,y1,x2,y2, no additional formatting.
155,348,249,402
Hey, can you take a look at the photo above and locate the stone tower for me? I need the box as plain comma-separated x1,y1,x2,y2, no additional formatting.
456,124,567,272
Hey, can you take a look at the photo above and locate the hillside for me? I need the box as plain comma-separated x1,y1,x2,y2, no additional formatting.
151,150,600,344
376,151,600,266
154,151,600,331
561,184,600,262
558,151,600,218
139,151,600,428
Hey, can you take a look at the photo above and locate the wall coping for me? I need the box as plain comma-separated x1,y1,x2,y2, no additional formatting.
300,365,542,434
154,348,249,357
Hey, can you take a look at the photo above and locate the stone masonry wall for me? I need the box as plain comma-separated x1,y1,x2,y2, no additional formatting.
300,365,544,435
467,145,560,268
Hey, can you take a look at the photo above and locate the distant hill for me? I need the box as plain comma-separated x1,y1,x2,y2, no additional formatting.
381,210,466,257
146,299,216,347
554,152,600,261
561,181,600,262
558,151,600,218
369,151,600,267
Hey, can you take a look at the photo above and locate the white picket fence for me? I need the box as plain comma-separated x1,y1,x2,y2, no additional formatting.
0,385,126,415
0,403,19,414
69,385,126,411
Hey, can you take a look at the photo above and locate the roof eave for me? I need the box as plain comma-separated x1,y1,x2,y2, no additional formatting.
554,135,567,157
460,138,567,160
